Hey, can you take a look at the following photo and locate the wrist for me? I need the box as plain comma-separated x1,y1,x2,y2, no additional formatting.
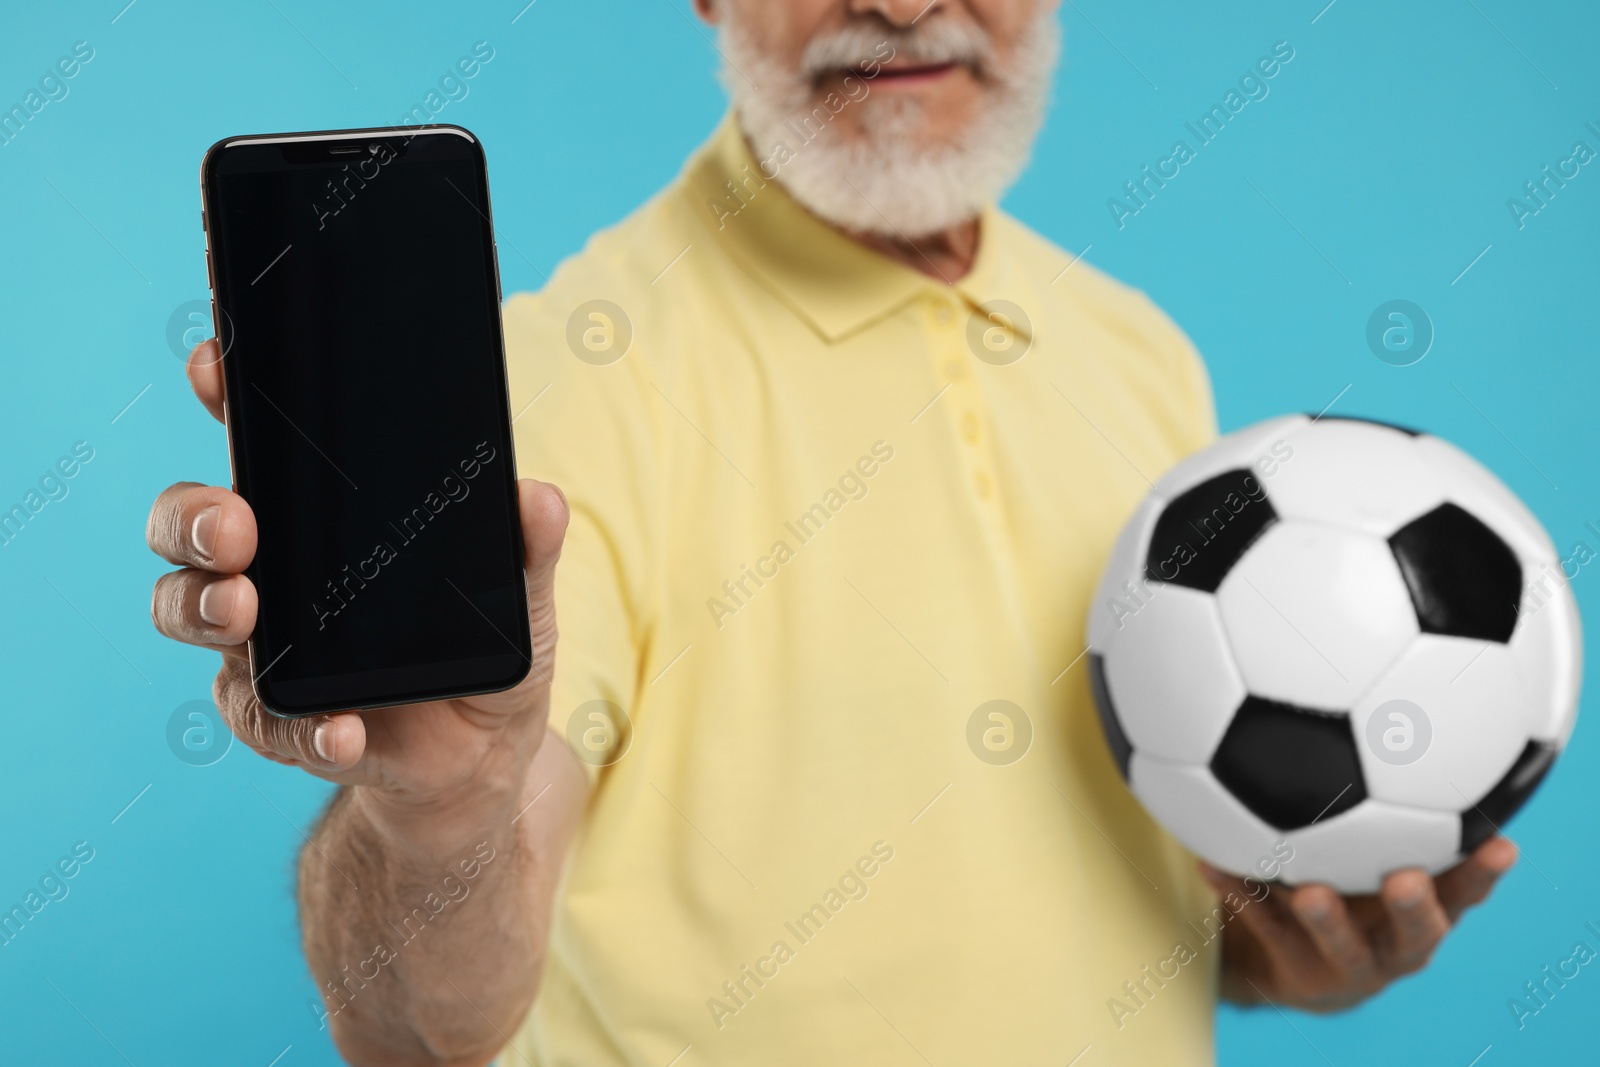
350,741,540,858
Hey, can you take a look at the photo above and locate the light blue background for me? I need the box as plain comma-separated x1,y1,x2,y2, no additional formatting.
1,1,1596,1063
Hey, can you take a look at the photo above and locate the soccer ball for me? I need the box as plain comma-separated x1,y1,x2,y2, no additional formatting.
1087,414,1581,893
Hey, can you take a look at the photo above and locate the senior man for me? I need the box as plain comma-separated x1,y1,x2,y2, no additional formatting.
148,0,1516,1064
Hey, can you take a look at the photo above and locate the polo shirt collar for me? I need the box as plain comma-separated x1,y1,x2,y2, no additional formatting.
683,114,1029,345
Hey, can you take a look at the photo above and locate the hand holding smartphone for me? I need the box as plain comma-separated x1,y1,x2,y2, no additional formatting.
141,126,583,1062
198,125,533,716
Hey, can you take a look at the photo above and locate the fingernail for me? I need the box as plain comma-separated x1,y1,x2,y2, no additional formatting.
192,505,221,560
198,578,236,627
313,721,336,765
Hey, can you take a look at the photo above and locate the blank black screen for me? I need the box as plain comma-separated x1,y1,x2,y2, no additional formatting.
205,128,527,714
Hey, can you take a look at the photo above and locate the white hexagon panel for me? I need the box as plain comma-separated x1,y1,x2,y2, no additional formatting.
1088,494,1163,653
1099,583,1245,765
1129,754,1280,879
1152,414,1308,502
1261,418,1445,537
1282,800,1462,891
1509,578,1583,745
1348,635,1529,812
1217,521,1417,711
1412,433,1557,568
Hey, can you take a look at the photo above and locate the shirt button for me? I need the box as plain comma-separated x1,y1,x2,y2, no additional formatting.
960,411,980,443
974,471,993,499
943,358,966,380
933,302,955,327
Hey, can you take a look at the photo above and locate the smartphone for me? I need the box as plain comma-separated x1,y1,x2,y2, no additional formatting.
199,125,530,716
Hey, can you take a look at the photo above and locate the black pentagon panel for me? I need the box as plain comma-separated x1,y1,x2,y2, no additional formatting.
1209,696,1367,831
1144,469,1278,593
1460,740,1559,853
1305,413,1422,436
1389,503,1522,643
1088,654,1133,781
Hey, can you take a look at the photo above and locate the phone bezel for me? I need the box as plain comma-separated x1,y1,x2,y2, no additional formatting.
198,124,531,717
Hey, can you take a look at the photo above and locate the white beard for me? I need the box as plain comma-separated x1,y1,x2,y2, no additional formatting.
718,9,1060,239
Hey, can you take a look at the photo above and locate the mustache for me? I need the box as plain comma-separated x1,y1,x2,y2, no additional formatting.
800,18,994,79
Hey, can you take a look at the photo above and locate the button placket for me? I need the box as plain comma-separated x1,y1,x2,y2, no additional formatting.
927,295,999,507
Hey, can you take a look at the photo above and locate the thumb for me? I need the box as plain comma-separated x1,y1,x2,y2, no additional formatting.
519,478,569,640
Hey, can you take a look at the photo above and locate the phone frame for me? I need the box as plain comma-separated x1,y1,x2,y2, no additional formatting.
198,124,530,717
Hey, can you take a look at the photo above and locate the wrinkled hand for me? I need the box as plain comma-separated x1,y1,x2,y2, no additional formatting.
146,338,569,825
1207,836,1518,1012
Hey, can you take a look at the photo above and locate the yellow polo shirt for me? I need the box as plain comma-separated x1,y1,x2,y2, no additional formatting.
502,116,1220,1066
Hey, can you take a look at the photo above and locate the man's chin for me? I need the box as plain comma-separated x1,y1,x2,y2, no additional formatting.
819,95,979,160
765,141,988,241
819,122,959,163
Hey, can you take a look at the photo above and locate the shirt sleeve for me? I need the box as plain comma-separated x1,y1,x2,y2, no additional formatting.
502,289,660,786
1169,315,1219,452
1124,281,1219,456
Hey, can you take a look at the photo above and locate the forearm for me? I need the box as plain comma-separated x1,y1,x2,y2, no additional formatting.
299,731,587,1066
